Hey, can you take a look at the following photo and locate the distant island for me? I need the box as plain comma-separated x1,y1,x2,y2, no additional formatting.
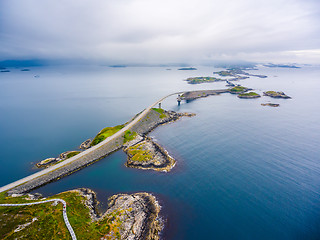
178,67,197,70
109,65,127,68
261,103,280,107
264,63,300,68
185,68,267,84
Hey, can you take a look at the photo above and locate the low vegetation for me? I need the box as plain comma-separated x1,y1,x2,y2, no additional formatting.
123,130,137,144
185,76,222,84
0,191,126,239
238,92,259,97
66,151,80,159
91,124,124,146
126,142,153,162
229,86,248,93
151,108,167,119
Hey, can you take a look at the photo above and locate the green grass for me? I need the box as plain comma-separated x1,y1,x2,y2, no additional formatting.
151,108,167,119
91,124,124,146
238,92,259,96
66,151,80,159
185,76,222,84
214,70,233,76
126,142,153,162
265,91,277,95
151,108,164,114
0,191,130,240
229,86,247,92
123,130,137,144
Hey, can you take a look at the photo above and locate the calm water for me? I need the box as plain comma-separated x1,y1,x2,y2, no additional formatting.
0,65,320,239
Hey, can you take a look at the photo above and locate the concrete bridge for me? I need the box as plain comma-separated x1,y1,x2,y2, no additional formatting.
0,91,185,194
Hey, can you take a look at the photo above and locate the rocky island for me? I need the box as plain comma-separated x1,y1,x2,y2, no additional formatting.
0,188,162,240
263,91,291,99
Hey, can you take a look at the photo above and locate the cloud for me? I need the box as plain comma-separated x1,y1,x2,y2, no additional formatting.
0,0,319,63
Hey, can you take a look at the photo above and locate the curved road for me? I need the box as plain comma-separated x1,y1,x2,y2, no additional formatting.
0,92,184,193
0,199,77,240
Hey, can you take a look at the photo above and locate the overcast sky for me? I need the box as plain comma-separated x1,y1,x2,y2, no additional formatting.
0,0,319,64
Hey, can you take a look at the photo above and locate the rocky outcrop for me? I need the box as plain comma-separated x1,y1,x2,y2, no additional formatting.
124,136,175,172
59,151,80,160
263,91,291,99
36,158,61,168
75,189,162,240
79,139,92,149
261,103,280,107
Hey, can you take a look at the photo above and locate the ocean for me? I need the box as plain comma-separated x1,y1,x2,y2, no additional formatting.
0,65,320,239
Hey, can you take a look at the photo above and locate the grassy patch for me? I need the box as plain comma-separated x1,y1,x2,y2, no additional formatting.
214,70,233,76
238,92,259,96
0,191,131,240
152,108,167,119
66,151,81,159
126,142,153,162
229,86,247,93
91,124,124,146
123,130,137,144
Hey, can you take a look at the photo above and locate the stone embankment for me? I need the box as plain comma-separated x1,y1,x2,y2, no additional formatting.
7,108,193,195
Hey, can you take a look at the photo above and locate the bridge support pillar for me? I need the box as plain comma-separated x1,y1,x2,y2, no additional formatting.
177,94,181,105
158,102,161,109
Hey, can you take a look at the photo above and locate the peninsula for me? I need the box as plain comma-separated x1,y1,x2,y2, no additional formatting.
0,188,162,240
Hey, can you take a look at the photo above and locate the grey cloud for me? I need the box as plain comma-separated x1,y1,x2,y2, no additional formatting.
0,0,320,63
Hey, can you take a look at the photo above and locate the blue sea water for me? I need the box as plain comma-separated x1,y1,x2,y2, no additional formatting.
0,65,320,239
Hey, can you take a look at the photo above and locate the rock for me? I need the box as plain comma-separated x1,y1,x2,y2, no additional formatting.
79,139,92,149
36,158,60,168
26,193,42,200
104,192,162,240
124,137,176,172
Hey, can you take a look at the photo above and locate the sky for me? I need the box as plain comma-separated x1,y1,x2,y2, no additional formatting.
0,0,320,64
